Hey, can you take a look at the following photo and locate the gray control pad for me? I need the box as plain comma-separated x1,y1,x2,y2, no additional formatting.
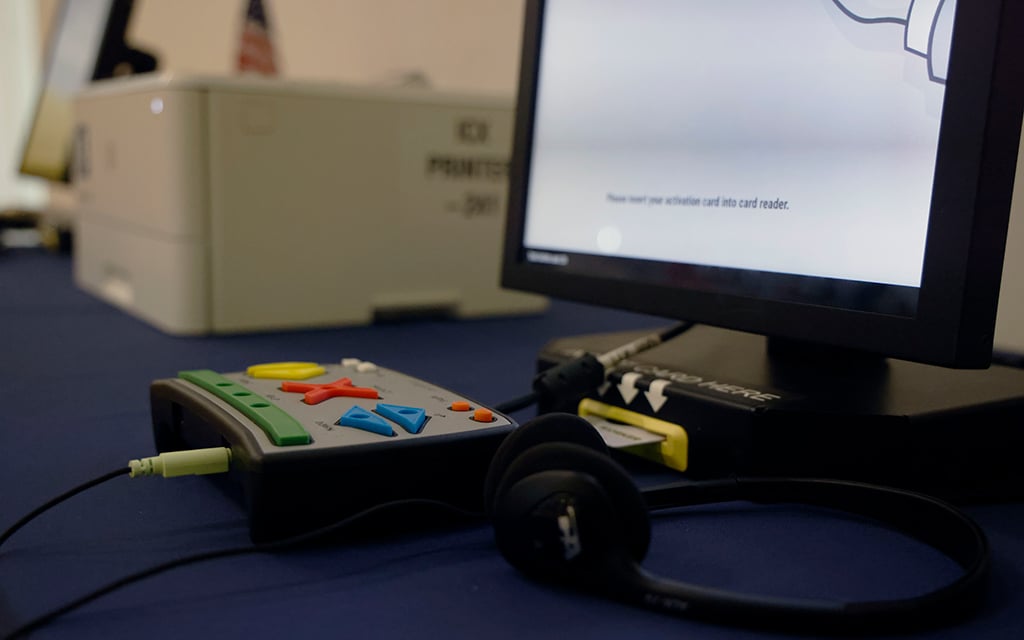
171,360,512,458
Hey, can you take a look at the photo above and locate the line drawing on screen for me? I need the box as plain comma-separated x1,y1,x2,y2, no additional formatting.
831,0,954,83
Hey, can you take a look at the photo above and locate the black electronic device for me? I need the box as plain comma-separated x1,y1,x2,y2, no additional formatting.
149,360,515,542
502,0,1024,368
487,414,990,634
19,0,156,183
500,1,1024,491
537,327,1024,501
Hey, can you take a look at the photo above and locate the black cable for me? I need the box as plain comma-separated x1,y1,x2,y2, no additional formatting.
656,321,694,343
493,321,695,415
0,467,129,551
3,498,483,640
992,350,1024,369
493,392,539,414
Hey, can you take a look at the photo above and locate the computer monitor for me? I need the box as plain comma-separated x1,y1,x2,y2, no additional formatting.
18,0,156,183
502,0,1024,369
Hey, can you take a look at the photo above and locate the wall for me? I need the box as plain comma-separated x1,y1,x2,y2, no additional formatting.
15,0,525,208
128,0,524,95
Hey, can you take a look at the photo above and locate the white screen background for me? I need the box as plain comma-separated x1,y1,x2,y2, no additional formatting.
523,0,953,287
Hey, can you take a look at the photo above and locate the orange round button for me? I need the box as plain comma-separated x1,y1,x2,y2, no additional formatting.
472,408,494,423
451,401,472,412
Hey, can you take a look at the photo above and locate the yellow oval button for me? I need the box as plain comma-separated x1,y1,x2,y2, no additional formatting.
246,362,326,380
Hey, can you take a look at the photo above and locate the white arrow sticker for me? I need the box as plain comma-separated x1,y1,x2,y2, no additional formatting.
644,379,671,413
617,372,642,405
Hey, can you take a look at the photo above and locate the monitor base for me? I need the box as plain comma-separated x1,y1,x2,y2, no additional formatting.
537,325,1024,502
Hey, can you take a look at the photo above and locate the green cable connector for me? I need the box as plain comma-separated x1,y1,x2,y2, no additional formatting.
129,447,233,478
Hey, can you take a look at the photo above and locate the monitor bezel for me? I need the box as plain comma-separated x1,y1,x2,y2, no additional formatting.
502,0,1024,368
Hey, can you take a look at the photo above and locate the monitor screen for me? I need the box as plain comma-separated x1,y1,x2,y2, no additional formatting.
503,0,1024,367
19,0,154,182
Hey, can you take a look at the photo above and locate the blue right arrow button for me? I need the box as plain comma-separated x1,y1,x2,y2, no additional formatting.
375,403,428,434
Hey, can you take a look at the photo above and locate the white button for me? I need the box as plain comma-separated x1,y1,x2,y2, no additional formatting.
341,358,362,367
356,362,378,373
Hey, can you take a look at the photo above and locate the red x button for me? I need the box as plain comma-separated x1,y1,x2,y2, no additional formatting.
280,377,380,405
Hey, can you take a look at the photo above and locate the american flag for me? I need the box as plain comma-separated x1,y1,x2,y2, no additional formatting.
237,0,278,75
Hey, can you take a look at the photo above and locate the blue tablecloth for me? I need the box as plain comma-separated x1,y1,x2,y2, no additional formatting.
2,248,1022,640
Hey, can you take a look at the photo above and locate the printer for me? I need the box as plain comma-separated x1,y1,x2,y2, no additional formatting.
72,75,545,334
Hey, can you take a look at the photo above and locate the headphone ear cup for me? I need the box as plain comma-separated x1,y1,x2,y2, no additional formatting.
484,413,609,512
492,442,650,582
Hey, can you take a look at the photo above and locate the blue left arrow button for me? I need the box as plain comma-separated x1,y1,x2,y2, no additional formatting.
338,407,395,437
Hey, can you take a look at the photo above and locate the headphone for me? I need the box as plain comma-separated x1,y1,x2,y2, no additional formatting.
484,413,990,634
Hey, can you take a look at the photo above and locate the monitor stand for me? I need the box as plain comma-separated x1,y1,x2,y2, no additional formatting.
536,325,1024,502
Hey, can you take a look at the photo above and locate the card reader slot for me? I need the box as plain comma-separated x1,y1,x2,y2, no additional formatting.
578,398,689,472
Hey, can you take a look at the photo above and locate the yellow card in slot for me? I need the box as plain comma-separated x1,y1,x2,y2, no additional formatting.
578,399,689,472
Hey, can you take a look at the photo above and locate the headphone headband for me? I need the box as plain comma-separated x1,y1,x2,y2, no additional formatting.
644,477,988,572
633,477,990,632
488,415,991,634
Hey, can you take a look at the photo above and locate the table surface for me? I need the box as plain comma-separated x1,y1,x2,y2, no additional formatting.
1,248,1023,640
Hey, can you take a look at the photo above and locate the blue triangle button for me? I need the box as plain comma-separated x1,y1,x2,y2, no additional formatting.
338,406,395,437
375,403,428,434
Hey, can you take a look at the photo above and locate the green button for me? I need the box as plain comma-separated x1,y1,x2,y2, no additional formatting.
179,370,311,446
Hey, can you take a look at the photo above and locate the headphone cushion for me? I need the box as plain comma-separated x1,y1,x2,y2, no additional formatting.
484,413,609,512
493,442,651,563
